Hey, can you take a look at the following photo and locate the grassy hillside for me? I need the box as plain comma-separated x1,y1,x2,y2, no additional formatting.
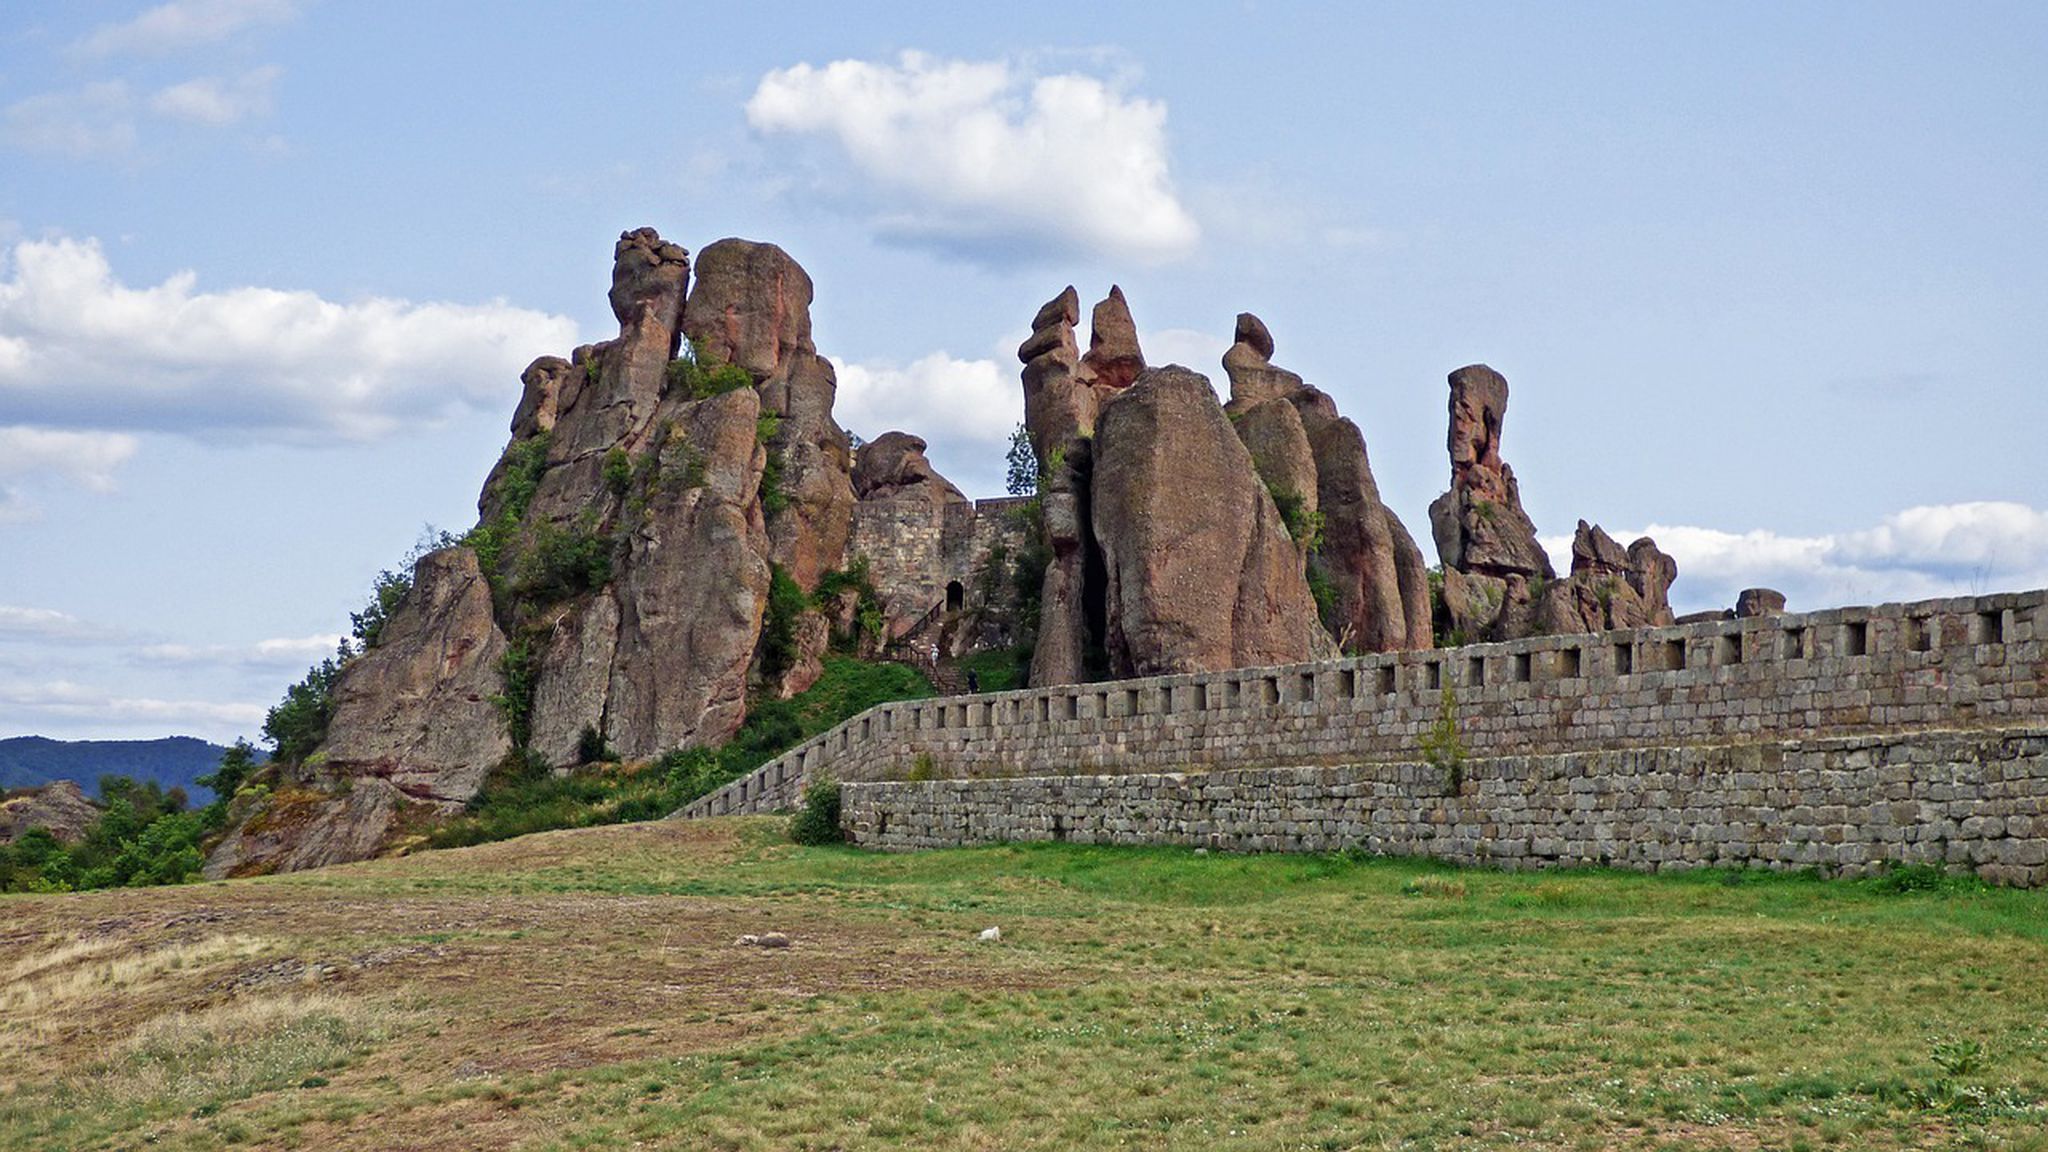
3,821,2045,1150
0,736,238,801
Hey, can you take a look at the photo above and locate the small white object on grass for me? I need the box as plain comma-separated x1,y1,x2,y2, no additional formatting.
977,926,1002,942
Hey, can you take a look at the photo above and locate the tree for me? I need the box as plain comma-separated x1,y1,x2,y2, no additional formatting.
264,651,346,764
1005,423,1038,496
200,738,260,800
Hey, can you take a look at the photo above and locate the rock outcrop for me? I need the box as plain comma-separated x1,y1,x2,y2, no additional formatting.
683,239,855,592
1429,365,1679,641
1092,366,1327,675
1428,364,1553,581
1018,287,1105,685
0,780,100,845
1526,522,1679,635
320,547,513,803
1222,312,1431,653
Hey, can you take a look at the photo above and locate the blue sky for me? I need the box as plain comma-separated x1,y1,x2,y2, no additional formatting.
2,1,2045,742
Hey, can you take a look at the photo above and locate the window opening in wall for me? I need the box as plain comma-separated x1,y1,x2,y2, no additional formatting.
1978,610,2005,644
1063,695,1078,721
1613,643,1633,675
1717,634,1742,666
1299,671,1317,701
839,730,849,750
1038,696,1051,723
1263,676,1281,705
1906,616,1933,653
1663,639,1686,671
1843,621,1868,657
1782,627,1806,660
1424,662,1442,690
1559,648,1582,679
1339,669,1357,699
862,717,872,740
1467,656,1486,687
1096,692,1109,718
1194,683,1210,710
1125,688,1141,715
1377,665,1398,694
1512,652,1532,683
946,580,965,611
1227,679,1243,707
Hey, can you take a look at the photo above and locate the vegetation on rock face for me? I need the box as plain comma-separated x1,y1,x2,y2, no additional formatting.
1266,481,1325,550
757,564,809,680
430,656,933,850
815,558,887,652
663,337,754,401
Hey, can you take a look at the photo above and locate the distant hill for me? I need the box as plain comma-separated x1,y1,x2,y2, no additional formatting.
0,736,244,804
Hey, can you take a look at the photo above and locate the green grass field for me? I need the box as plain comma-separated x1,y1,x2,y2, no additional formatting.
3,818,2045,1150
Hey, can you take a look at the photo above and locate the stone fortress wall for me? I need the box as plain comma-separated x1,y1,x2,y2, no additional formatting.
680,588,2048,882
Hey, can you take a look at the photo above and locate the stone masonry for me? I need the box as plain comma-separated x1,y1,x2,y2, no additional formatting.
680,588,2048,883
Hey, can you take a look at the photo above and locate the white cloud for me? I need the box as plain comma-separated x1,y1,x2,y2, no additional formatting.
134,633,344,670
2,82,137,158
71,0,298,58
0,605,128,643
0,237,579,441
0,426,140,492
1542,502,2048,615
0,678,264,742
747,52,1200,264
832,352,1020,497
150,66,280,126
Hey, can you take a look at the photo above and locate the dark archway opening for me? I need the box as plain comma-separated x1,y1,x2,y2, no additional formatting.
946,580,965,612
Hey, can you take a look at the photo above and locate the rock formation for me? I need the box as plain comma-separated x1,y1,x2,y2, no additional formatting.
1527,522,1679,635
1018,287,1107,685
320,546,512,803
683,238,856,592
1093,367,1328,674
0,780,100,845
1222,313,1432,653
1428,365,1553,581
1429,365,1678,641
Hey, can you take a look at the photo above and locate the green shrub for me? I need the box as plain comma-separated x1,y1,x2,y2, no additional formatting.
1419,684,1466,795
665,339,755,400
759,447,788,518
493,636,543,751
758,564,808,677
789,778,843,845
1267,483,1324,550
508,519,613,608
603,447,632,497
576,724,618,765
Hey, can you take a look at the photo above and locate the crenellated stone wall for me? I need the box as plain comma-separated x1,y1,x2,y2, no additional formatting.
679,587,2048,882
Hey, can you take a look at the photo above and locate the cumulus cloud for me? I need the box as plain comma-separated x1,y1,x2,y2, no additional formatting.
150,66,281,125
747,52,1200,264
71,0,298,58
832,352,1021,496
2,83,138,158
1542,502,2048,615
0,237,579,441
